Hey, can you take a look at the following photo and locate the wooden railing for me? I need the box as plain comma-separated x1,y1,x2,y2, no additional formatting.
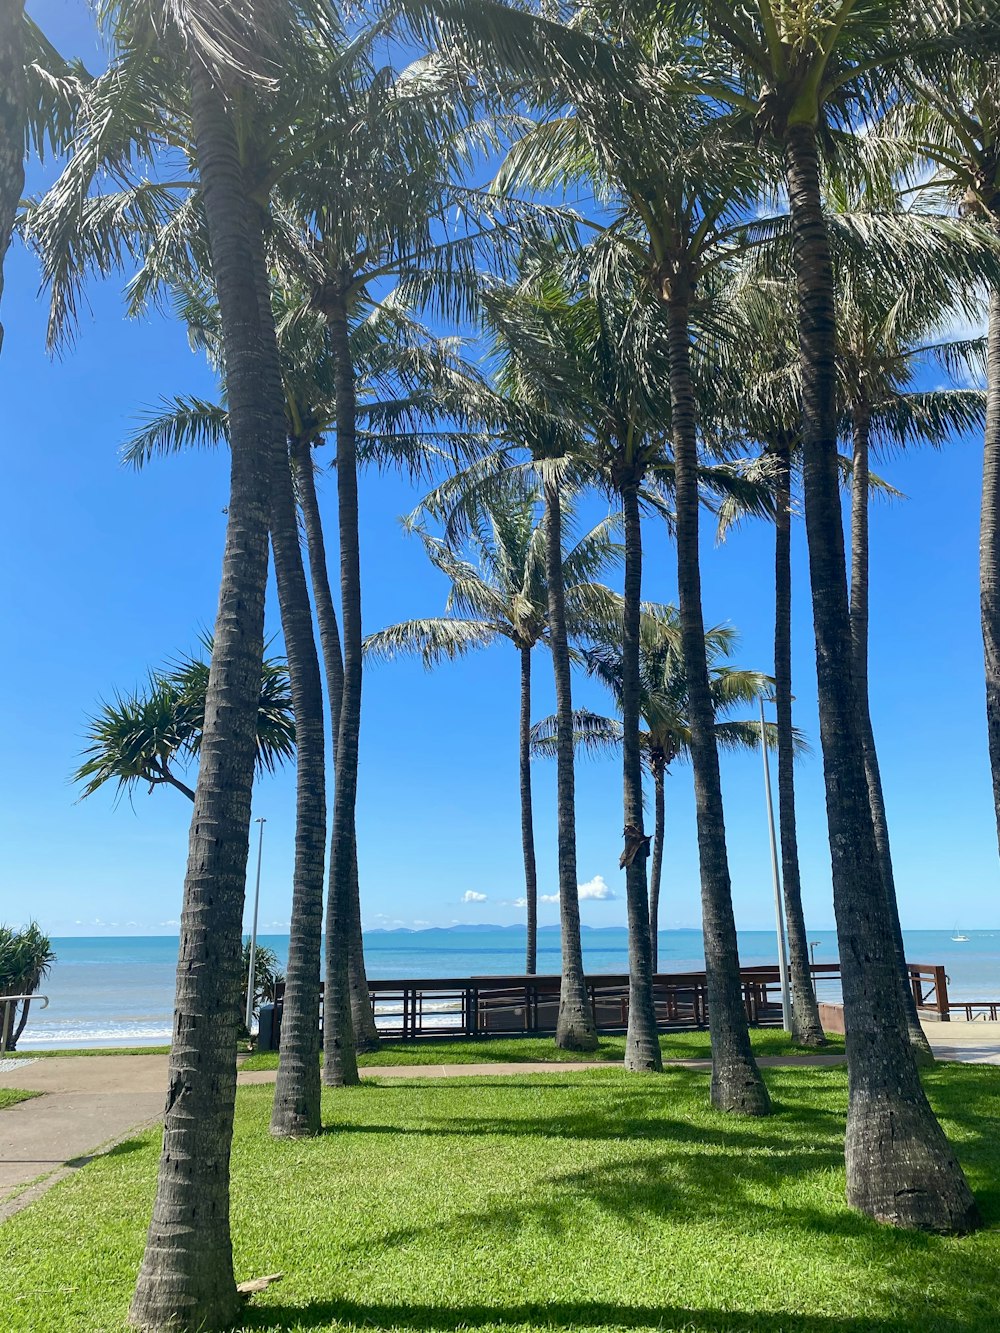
260,960,966,1049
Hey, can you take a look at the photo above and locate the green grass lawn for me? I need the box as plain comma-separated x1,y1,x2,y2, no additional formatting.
0,1087,39,1111
242,1029,845,1072
3,1061,996,1332
0,1046,171,1061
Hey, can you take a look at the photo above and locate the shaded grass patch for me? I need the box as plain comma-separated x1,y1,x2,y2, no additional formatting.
2,1062,996,1332
243,1028,845,1072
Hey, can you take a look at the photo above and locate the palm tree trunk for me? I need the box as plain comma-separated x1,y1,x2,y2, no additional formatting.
665,283,769,1115
621,479,662,1072
246,230,327,1139
982,287,1000,855
0,0,26,356
649,764,665,974
321,282,360,1087
10,996,30,1050
519,644,539,975
267,452,327,1133
292,437,378,1051
784,121,977,1232
130,62,278,1332
849,411,933,1060
772,439,824,1048
543,470,597,1050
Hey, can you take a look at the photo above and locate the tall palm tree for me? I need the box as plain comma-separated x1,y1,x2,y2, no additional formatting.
74,644,295,803
682,0,990,1228
884,60,1000,855
31,0,342,1320
0,6,79,353
535,606,789,971
483,275,680,1069
365,486,621,975
480,6,785,1104
268,44,493,1088
130,286,486,1059
837,252,987,1059
0,0,27,352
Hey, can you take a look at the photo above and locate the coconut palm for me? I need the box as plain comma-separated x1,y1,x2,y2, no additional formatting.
477,3,782,1103
0,6,80,353
29,0,342,1320
671,0,994,1227
836,245,988,1059
74,643,295,804
0,922,55,1052
884,60,1000,858
128,285,487,1061
365,485,621,974
533,605,789,968
264,43,505,1090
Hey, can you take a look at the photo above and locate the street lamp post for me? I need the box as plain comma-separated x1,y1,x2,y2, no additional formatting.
245,817,266,1035
758,698,792,1030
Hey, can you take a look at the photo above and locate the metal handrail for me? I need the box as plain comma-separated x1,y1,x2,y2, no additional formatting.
0,994,49,1054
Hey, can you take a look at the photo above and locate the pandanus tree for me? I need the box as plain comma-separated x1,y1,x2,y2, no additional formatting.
0,922,55,1052
673,0,995,1227
533,605,786,972
32,0,342,1319
365,485,622,974
74,642,295,803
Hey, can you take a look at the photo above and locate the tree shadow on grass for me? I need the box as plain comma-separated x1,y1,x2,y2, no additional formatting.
241,1297,982,1333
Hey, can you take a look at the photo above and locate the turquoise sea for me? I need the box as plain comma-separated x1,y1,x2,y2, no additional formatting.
16,927,1000,1048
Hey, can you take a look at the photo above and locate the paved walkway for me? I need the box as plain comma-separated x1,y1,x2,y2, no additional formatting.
2,1021,997,1218
0,1055,166,1217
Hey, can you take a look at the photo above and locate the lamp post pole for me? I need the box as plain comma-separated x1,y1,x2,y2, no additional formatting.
245,817,266,1035
758,699,792,1030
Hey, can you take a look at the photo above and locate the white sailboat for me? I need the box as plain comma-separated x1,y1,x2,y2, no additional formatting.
952,926,970,942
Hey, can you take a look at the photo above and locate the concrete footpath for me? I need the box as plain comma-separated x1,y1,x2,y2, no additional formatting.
2,1022,998,1218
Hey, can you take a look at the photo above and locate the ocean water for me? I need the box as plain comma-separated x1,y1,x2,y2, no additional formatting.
15,927,1000,1049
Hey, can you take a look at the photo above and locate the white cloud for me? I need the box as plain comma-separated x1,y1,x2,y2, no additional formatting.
512,897,528,908
462,890,488,903
578,875,615,901
540,893,560,903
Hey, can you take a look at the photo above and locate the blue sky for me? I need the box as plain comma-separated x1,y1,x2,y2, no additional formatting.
2,0,997,938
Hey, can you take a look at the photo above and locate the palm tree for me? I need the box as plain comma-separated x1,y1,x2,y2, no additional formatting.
0,1,27,353
0,922,55,1052
482,275,678,1068
837,250,987,1060
885,60,1000,855
365,485,621,975
681,0,989,1228
0,6,79,353
264,42,496,1089
129,286,487,1061
74,643,295,803
535,605,789,971
28,0,340,1320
